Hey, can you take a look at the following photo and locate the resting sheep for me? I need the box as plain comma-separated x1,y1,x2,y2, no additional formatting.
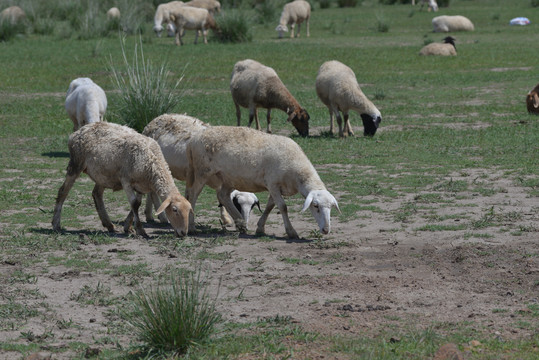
526,83,539,115
142,113,260,229
412,0,438,12
276,0,310,39
52,122,192,238
419,36,456,56
230,59,310,137
169,6,216,46
65,77,107,132
0,5,26,24
432,15,474,33
315,60,382,137
153,1,185,37
106,7,120,20
185,126,340,239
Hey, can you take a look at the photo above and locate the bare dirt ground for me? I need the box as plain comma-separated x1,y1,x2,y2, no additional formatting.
1,166,538,359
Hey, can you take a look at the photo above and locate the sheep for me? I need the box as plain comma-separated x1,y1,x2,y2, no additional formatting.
315,60,382,137
106,7,120,20
219,190,261,227
185,0,220,14
184,126,340,239
230,59,310,137
275,0,310,39
419,36,456,56
52,122,192,238
169,6,216,46
412,0,438,12
0,5,26,24
432,15,474,33
142,113,260,229
153,1,185,37
526,83,539,115
65,77,107,132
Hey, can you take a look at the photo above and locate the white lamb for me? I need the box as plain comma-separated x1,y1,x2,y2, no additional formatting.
65,77,107,132
432,15,474,33
419,36,456,56
142,113,260,229
169,5,216,46
153,1,185,37
230,59,310,137
275,0,310,39
106,7,120,20
0,5,26,24
315,60,382,137
185,126,340,239
52,122,193,238
412,0,438,12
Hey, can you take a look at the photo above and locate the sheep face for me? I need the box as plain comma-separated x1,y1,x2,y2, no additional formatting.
288,108,310,137
155,194,193,237
301,190,340,235
154,25,164,37
232,190,261,225
361,114,382,136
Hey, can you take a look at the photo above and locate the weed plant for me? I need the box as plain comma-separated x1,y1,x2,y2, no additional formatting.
213,10,253,43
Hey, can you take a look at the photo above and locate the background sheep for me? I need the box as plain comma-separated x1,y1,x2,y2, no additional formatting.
432,15,474,32
419,36,456,56
65,77,107,132
185,0,220,14
185,126,340,239
526,83,539,115
230,59,310,137
153,0,185,37
106,7,120,20
315,60,382,137
0,5,26,24
275,0,310,39
170,6,216,46
52,122,192,238
412,0,438,12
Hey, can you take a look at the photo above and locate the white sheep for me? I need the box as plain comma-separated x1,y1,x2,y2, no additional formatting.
185,126,340,239
526,83,539,115
419,36,456,56
432,15,474,33
65,77,107,132
230,59,310,137
412,0,438,12
185,0,220,14
219,190,261,227
275,0,310,39
153,1,185,37
315,60,382,137
0,5,26,24
169,5,216,46
142,113,260,228
52,122,192,238
106,7,120,20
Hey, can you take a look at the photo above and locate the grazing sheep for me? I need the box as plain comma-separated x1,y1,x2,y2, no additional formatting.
142,113,260,229
185,0,220,14
185,126,340,239
526,83,539,115
65,77,107,132
169,6,216,46
0,5,26,24
412,0,438,12
153,1,185,37
52,122,192,238
315,60,382,137
432,15,474,33
219,190,261,227
230,59,310,137
275,0,310,39
419,36,456,56
106,7,120,20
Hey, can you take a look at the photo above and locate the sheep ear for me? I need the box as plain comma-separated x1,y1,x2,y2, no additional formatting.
156,197,172,216
301,193,314,213
533,93,539,108
333,199,342,214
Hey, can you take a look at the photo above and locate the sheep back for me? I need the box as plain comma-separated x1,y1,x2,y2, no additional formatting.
65,78,107,131
1,6,26,24
107,7,120,20
278,0,310,30
432,15,474,32
419,43,456,56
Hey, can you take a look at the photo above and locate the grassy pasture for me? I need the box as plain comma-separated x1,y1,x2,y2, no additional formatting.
0,0,538,358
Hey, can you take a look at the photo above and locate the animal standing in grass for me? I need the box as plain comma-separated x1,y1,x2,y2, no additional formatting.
316,60,382,137
419,36,456,56
276,0,311,39
153,0,185,37
65,77,107,132
52,122,192,238
0,5,26,24
106,7,120,20
432,15,474,32
230,59,310,137
412,0,438,12
185,0,220,14
169,6,216,45
526,83,539,115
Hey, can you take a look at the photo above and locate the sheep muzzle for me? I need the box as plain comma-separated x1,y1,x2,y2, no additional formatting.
361,114,381,136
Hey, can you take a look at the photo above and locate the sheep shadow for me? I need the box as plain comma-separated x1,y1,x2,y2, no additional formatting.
42,151,70,158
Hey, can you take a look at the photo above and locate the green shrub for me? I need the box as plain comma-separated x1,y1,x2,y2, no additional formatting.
0,19,25,42
532,0,539,7
338,0,359,7
213,10,253,43
320,0,333,8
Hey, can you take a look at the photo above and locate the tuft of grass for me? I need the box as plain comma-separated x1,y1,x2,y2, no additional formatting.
0,19,25,42
213,10,253,43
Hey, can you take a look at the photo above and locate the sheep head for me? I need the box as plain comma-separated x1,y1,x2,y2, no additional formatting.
287,107,310,137
361,113,382,136
275,24,288,39
155,193,193,237
301,190,341,235
231,190,261,225
527,90,539,114
153,24,164,37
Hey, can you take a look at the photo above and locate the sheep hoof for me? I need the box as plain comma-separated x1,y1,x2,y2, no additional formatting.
287,230,299,239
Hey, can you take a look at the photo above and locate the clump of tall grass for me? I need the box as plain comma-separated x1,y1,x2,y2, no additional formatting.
254,0,281,24
338,0,359,7
128,269,222,356
0,19,25,42
213,10,253,43
109,36,183,132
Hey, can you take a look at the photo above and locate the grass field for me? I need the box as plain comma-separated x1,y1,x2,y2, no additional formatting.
0,0,538,359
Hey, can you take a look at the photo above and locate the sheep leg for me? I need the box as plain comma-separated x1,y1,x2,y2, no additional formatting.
175,26,184,46
335,111,345,138
248,107,261,131
296,23,301,38
122,185,148,238
184,181,206,233
290,24,295,38
255,195,275,236
194,29,199,44
306,19,310,37
202,29,208,44
92,184,115,233
52,159,83,231
266,109,272,134
328,109,335,135
257,190,299,239
343,112,354,137
235,102,242,126
217,187,247,233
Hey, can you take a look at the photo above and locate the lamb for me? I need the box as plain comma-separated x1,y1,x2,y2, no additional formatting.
153,1,185,37
0,5,26,24
315,60,382,137
106,7,120,20
142,113,260,229
185,126,340,239
526,83,539,115
65,77,107,132
412,0,438,12
169,6,216,46
230,59,310,137
275,0,310,39
52,122,192,238
432,15,474,33
419,36,456,56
